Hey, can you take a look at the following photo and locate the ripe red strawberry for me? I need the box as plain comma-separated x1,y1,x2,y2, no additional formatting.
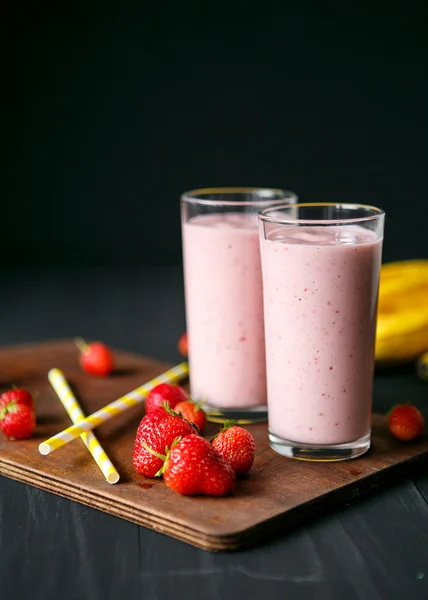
145,383,189,414
178,332,188,357
75,338,114,377
174,399,207,433
133,406,196,477
212,420,256,475
0,387,34,410
388,405,425,442
154,434,235,496
0,392,36,440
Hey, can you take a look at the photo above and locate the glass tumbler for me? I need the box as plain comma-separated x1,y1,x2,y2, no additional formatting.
181,187,298,423
259,203,385,459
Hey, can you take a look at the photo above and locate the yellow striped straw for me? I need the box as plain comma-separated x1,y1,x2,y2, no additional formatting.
48,368,120,484
39,362,189,456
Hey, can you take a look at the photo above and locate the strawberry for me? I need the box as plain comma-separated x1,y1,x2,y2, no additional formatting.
0,390,36,440
388,405,425,442
0,387,34,410
133,405,196,477
178,332,188,357
75,338,114,377
145,383,189,414
174,398,207,433
146,434,235,496
212,420,256,475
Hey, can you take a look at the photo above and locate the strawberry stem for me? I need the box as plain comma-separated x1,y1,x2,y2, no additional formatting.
161,401,181,417
210,419,236,443
142,438,182,477
0,401,17,420
74,337,89,354
141,441,166,462
161,401,199,432
190,396,207,413
220,419,235,432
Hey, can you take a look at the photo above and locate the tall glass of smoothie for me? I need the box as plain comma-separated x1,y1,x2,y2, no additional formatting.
181,187,298,423
259,203,385,459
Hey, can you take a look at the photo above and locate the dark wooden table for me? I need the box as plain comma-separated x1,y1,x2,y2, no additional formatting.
0,266,427,600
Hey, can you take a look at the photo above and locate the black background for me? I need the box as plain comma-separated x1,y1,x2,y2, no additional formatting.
9,1,428,266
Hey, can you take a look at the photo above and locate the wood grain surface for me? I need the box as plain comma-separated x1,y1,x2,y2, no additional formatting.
0,340,427,552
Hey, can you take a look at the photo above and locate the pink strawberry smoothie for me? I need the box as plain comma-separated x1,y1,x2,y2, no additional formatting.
182,212,266,408
260,224,383,445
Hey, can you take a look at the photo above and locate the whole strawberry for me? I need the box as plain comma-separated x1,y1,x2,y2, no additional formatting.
145,383,189,414
0,388,34,410
212,420,256,475
0,389,36,440
75,338,114,377
178,332,188,357
174,398,206,433
388,405,425,442
133,406,196,477
157,434,235,496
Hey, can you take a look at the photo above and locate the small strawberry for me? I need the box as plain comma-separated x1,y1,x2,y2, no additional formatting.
75,338,114,377
212,420,256,475
388,405,425,442
0,387,34,410
0,390,36,440
174,398,207,433
133,405,196,477
178,332,188,357
145,434,235,496
145,383,189,414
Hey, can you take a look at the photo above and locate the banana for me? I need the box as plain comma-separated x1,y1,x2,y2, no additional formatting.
379,270,428,298
376,320,428,365
380,259,428,278
375,260,428,365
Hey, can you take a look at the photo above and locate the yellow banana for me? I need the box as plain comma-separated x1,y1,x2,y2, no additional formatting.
379,286,428,315
375,259,428,365
379,269,428,298
380,259,428,279
376,331,428,365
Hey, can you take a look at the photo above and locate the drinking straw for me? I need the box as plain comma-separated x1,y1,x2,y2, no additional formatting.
39,362,189,456
48,368,120,484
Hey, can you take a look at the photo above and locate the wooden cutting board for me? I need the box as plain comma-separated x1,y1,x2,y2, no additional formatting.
0,340,427,552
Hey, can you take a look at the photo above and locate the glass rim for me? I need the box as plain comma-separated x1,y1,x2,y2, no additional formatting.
181,187,298,207
258,202,385,225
